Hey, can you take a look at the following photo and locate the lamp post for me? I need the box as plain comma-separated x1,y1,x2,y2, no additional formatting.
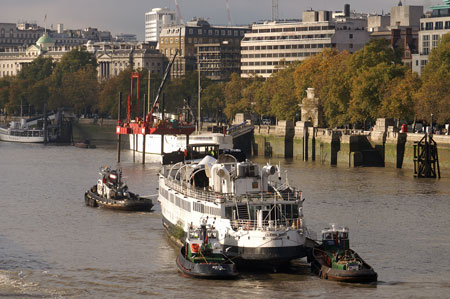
430,113,433,135
197,45,201,134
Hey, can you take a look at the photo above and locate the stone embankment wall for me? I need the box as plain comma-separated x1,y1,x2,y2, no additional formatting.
254,120,450,172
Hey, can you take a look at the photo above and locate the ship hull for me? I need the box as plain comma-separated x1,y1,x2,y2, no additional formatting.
159,176,308,265
0,131,44,143
85,190,153,212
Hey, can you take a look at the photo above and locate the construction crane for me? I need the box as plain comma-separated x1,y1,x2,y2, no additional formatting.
272,0,279,21
226,0,232,26
174,0,184,24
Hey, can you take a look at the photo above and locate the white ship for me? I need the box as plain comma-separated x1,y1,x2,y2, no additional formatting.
129,132,233,154
0,119,45,143
158,155,314,264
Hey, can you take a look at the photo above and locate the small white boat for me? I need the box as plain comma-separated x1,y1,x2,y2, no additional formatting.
0,119,45,143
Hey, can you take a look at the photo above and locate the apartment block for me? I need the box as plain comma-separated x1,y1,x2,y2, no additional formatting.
412,0,450,75
241,9,369,78
145,8,178,43
159,19,249,78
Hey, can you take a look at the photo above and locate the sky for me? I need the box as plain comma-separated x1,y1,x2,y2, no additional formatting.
0,0,442,40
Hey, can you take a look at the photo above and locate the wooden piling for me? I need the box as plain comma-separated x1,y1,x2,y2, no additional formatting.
312,127,316,161
43,103,48,145
303,128,308,161
117,92,122,163
142,94,146,164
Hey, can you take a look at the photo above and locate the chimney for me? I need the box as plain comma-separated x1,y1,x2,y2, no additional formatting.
344,4,350,17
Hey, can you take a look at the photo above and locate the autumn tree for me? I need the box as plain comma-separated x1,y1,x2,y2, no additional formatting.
223,73,252,120
61,65,99,115
380,70,421,124
201,82,225,120
348,62,406,127
268,64,299,120
48,48,98,110
415,33,450,124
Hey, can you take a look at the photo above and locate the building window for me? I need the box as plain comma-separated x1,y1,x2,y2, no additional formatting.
432,34,440,48
198,29,202,35
349,33,353,39
435,21,443,29
189,29,193,34
425,22,433,30
446,21,450,29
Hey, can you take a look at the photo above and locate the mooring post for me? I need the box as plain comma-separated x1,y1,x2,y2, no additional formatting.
161,93,165,155
303,127,308,161
43,103,48,145
312,127,316,161
142,94,146,164
117,92,122,163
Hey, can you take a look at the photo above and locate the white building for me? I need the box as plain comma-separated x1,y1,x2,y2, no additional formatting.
241,9,369,78
412,0,450,75
0,33,165,80
145,8,178,43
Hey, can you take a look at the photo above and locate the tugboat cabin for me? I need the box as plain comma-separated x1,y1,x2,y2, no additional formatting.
321,225,350,252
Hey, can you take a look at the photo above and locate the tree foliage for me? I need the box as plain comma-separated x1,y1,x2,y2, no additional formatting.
416,33,450,124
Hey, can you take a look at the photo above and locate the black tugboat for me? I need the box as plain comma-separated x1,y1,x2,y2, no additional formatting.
85,167,153,211
176,223,238,279
311,225,378,283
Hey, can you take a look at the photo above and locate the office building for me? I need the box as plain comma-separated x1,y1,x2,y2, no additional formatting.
145,8,178,43
241,8,369,78
412,0,450,75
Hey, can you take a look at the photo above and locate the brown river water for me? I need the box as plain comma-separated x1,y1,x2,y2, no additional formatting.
0,142,449,298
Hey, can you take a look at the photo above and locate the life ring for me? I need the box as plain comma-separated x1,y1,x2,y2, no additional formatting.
296,218,301,228
245,221,251,230
191,243,199,253
326,256,331,266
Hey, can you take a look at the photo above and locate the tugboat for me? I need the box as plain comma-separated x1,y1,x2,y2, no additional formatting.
85,167,153,211
311,225,378,283
176,222,238,279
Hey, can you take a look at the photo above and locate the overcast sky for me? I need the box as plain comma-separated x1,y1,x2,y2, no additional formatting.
0,0,442,40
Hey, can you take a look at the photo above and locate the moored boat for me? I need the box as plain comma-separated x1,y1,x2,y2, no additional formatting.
311,225,377,283
85,167,153,211
158,155,315,266
0,119,45,143
176,223,238,279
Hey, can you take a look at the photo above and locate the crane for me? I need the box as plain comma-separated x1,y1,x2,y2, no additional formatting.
174,0,184,24
272,0,279,21
226,0,232,26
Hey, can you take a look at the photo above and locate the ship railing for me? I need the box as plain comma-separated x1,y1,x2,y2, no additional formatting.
230,218,305,231
164,179,297,203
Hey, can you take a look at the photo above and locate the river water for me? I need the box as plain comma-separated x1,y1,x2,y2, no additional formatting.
0,142,449,298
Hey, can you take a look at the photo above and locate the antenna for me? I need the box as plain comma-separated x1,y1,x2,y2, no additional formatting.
174,0,184,24
226,0,232,26
272,0,279,21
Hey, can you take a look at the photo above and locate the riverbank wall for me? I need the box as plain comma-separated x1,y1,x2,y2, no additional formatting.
253,120,450,172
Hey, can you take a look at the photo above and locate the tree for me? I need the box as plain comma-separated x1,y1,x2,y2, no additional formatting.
381,70,420,123
350,38,402,71
223,73,252,120
269,65,299,120
416,33,450,124
48,48,98,110
201,83,225,120
348,62,406,126
61,65,99,115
